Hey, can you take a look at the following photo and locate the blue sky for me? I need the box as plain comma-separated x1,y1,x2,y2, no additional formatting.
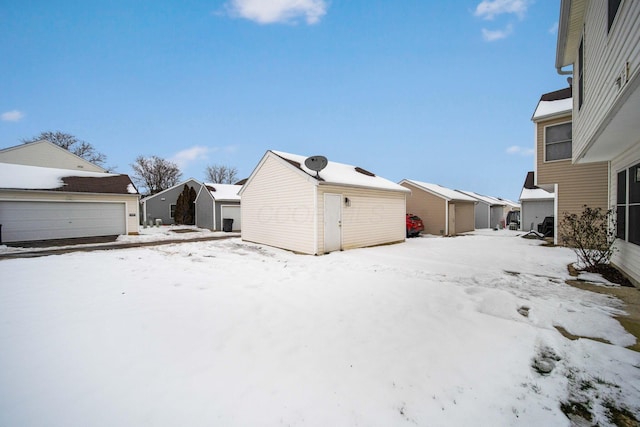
1,0,568,200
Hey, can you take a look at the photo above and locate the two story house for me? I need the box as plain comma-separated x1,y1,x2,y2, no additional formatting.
531,86,608,243
556,0,640,284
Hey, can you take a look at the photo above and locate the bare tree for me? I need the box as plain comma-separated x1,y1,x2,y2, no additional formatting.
22,131,108,168
204,164,238,184
131,156,182,195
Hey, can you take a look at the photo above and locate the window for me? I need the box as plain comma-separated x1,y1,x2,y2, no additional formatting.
170,204,176,218
578,37,584,109
617,162,640,245
630,163,640,245
545,122,572,161
608,0,622,32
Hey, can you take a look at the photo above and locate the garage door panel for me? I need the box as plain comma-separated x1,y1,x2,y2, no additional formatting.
0,201,125,243
221,205,241,231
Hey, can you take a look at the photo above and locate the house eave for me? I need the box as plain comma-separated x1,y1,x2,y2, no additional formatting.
555,0,586,71
575,70,640,163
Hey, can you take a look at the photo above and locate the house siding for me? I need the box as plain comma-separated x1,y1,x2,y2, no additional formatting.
610,143,640,285
402,183,446,235
317,185,405,253
573,1,640,159
0,190,139,235
536,114,609,242
143,179,202,225
195,189,214,230
0,141,105,172
241,155,316,254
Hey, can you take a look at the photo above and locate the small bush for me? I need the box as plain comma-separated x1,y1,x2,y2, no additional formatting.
560,206,617,271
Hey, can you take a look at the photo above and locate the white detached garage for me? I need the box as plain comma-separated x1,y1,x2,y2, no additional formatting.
239,150,410,255
0,163,139,243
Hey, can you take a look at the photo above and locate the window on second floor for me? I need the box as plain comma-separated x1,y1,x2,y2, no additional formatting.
545,122,572,162
578,37,584,109
608,0,622,32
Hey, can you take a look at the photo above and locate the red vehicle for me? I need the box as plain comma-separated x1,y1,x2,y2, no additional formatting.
406,214,424,237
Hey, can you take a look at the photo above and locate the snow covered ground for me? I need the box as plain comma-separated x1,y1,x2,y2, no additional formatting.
0,230,638,426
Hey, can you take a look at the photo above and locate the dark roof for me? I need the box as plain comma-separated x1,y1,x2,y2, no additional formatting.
54,175,138,194
523,171,536,189
540,86,572,102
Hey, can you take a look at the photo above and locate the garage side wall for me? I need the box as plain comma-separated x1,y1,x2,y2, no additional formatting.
317,185,406,253
195,190,214,230
401,183,446,235
241,156,316,254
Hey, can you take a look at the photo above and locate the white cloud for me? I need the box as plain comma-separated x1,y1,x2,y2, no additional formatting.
170,146,210,169
506,145,534,156
548,22,558,34
1,110,25,122
474,0,530,21
225,0,327,25
481,24,513,41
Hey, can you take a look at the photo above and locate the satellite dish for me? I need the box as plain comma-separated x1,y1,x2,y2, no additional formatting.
304,156,328,177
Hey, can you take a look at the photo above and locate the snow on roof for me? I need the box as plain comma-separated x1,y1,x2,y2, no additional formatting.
402,180,477,202
0,162,136,193
519,187,555,201
271,151,409,192
499,198,521,209
204,183,242,201
532,97,572,120
456,190,506,206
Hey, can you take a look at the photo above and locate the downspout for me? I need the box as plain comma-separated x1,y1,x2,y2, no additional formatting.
313,185,318,255
556,0,573,75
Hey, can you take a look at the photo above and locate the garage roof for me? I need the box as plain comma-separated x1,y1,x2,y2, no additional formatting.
0,162,138,194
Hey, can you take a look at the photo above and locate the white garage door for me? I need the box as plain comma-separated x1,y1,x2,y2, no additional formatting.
0,201,126,243
220,205,241,231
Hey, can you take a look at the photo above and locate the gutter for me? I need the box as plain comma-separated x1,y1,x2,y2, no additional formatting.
555,0,573,75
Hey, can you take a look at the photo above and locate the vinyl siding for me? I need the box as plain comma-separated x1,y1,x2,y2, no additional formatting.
317,185,405,253
0,142,106,172
610,143,640,285
195,189,214,230
536,115,609,242
474,201,490,229
143,179,202,225
402,182,447,236
0,190,139,235
241,155,316,254
573,1,640,158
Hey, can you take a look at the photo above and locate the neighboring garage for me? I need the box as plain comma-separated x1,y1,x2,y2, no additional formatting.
0,162,139,243
399,179,477,236
0,201,126,242
240,150,409,255
220,205,241,231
